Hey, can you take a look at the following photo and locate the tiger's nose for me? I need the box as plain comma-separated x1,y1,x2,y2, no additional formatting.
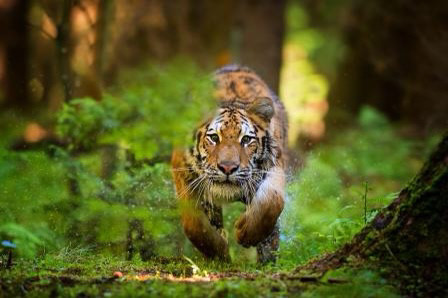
218,161,239,175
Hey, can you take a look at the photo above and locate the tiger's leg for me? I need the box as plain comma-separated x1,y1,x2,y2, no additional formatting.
256,224,280,264
180,200,229,260
172,151,229,260
202,201,229,242
202,201,226,233
235,166,284,250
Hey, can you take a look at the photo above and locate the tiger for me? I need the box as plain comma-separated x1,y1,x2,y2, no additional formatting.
171,65,287,263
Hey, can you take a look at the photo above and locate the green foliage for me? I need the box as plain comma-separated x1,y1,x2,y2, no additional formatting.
0,60,213,259
57,59,214,158
53,60,214,256
0,223,44,258
279,106,426,268
321,107,416,180
0,148,68,257
57,98,116,150
285,1,346,78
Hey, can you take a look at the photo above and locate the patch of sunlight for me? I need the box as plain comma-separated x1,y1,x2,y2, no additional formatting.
280,3,329,146
280,43,328,146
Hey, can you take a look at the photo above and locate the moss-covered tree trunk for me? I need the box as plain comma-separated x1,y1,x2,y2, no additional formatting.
300,133,448,296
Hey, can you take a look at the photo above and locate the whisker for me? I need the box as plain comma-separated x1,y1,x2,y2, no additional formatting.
177,174,205,199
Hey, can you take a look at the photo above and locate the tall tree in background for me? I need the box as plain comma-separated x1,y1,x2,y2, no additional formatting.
236,0,286,93
103,0,238,79
0,0,30,110
0,0,286,112
107,0,285,91
322,0,448,132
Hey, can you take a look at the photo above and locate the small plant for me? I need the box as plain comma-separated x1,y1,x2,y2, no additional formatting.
1,240,16,269
363,181,368,225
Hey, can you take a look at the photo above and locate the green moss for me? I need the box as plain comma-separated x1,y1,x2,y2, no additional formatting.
304,268,400,298
1,249,402,297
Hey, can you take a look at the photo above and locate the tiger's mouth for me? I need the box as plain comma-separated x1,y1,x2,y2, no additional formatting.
204,169,254,188
210,177,237,185
208,180,244,200
209,175,245,185
220,179,237,186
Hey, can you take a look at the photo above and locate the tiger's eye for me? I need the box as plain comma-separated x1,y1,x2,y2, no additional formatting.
241,135,252,145
208,134,220,143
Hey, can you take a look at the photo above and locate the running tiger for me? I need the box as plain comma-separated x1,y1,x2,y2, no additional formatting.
171,65,287,263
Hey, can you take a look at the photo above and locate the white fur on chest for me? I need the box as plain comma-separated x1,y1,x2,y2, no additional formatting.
253,167,285,204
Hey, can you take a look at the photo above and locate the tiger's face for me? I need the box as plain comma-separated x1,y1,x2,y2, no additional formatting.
190,98,275,199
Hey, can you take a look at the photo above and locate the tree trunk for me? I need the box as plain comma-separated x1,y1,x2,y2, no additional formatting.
0,0,30,110
299,133,448,296
236,0,286,93
326,1,448,132
104,0,237,79
56,0,74,102
94,0,114,85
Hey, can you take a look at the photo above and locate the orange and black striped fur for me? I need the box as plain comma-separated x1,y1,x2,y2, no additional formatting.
171,65,287,263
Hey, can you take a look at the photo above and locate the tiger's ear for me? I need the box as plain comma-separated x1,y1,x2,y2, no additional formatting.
248,97,274,122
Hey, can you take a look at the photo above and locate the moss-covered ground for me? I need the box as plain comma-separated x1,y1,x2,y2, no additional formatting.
1,249,399,297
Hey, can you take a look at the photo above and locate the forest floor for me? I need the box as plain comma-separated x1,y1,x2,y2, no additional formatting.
1,251,399,297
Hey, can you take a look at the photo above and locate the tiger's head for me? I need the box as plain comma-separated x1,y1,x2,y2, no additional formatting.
190,97,276,199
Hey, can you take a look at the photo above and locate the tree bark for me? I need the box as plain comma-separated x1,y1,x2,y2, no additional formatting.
299,133,448,296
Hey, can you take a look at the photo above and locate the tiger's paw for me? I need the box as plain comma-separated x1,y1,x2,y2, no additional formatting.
235,214,261,248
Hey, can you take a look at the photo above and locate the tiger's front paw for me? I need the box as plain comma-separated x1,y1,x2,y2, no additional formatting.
235,214,262,248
